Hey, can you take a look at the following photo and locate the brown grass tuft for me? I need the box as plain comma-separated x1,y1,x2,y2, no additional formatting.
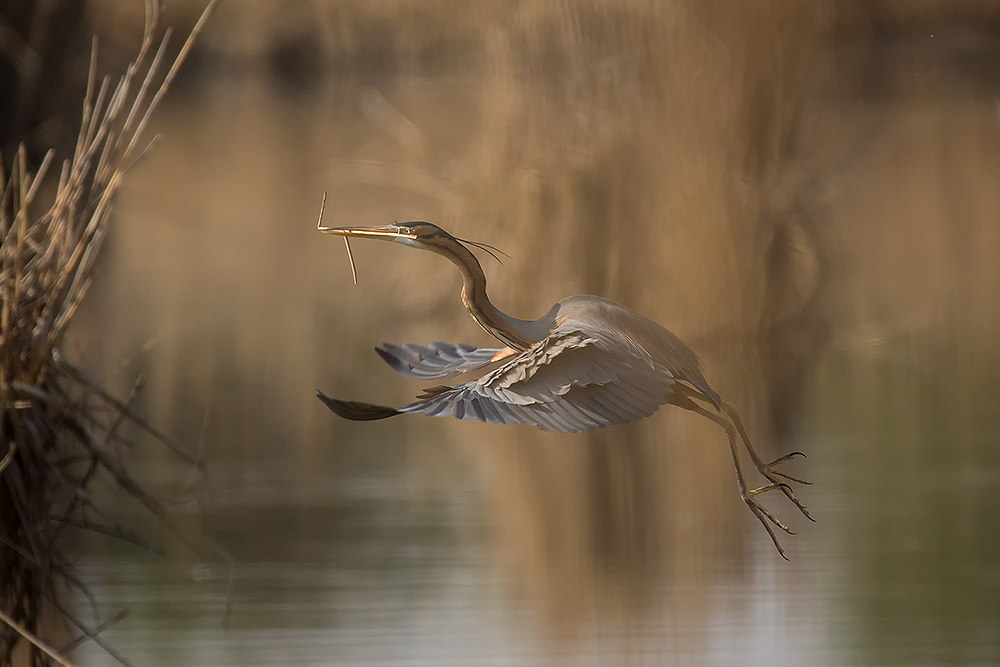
0,2,220,665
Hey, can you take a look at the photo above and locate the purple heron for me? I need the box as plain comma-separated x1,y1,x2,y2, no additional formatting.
317,221,811,558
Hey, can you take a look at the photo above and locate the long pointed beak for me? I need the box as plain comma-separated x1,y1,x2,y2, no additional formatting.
317,224,415,240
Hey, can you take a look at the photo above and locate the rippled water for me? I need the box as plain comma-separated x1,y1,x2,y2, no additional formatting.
69,21,1000,666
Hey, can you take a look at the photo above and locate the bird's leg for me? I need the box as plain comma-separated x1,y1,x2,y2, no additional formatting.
667,386,812,556
719,401,813,522
694,404,796,560
720,401,808,481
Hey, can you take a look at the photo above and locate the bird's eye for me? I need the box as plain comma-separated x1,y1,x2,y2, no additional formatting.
395,225,413,236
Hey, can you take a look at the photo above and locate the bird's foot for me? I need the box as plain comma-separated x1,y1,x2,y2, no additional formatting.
756,452,814,522
743,483,797,560
760,451,811,485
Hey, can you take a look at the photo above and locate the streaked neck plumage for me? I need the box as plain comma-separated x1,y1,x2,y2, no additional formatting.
427,237,554,351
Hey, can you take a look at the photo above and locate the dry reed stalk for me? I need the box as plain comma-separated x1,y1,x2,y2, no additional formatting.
0,2,223,665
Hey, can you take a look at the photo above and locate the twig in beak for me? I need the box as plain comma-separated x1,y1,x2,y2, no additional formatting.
316,192,358,285
344,236,358,285
315,191,327,229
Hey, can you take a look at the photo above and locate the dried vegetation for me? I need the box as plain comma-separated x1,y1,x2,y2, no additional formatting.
0,2,219,665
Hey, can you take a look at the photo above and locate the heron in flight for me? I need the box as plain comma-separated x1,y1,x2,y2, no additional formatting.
317,221,811,557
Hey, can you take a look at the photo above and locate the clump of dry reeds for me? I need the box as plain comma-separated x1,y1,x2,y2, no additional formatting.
0,2,219,665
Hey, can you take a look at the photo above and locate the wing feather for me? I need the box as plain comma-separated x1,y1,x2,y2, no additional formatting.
589,385,645,421
566,387,631,424
393,329,677,432
321,296,723,431
562,391,615,422
377,341,512,379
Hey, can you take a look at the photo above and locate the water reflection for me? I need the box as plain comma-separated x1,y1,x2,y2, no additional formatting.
815,342,1000,667
70,3,1000,665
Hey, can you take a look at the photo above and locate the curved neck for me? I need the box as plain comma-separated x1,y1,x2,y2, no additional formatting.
435,240,551,350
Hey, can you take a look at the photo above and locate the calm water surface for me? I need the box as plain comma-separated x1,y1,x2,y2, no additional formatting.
74,339,1000,666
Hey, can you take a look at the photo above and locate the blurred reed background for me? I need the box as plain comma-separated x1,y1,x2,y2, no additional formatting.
4,0,999,664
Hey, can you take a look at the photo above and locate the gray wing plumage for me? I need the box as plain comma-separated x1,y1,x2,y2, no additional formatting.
376,341,508,379
395,330,677,433
322,296,712,432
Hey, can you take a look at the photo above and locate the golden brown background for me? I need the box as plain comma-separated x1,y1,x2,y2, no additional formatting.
18,0,996,664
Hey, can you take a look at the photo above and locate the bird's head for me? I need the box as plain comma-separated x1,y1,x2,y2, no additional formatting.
319,220,509,268
319,220,456,250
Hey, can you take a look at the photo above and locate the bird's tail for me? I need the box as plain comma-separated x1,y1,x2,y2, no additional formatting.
316,390,400,421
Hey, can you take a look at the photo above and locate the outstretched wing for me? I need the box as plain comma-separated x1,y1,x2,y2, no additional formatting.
376,341,514,379
320,330,678,433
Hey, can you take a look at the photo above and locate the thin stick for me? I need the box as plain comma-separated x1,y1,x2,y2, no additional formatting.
344,237,358,285
59,609,129,654
0,608,78,667
315,191,327,228
122,0,219,163
50,600,135,667
315,192,358,284
0,442,15,474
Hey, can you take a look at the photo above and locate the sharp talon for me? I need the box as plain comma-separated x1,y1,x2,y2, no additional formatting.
764,452,804,466
747,502,790,559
